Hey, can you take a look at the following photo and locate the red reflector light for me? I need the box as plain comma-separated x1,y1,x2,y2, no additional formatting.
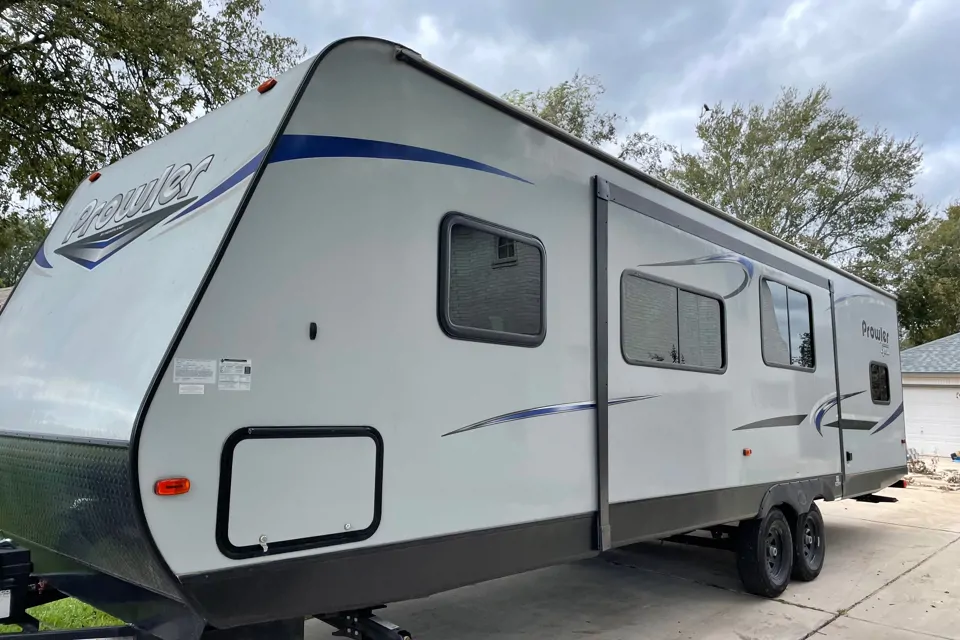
155,477,191,496
88,172,101,182
743,448,752,457
257,78,277,94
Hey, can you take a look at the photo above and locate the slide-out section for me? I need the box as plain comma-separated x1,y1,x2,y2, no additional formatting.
600,176,842,547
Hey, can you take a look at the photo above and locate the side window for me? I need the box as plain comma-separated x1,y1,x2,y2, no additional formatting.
621,272,724,372
870,362,891,404
760,279,815,370
438,213,545,347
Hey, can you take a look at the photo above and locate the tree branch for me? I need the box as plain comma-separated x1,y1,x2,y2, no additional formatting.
0,32,47,62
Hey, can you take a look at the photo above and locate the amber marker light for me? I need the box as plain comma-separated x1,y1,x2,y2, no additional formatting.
155,477,191,496
257,78,277,94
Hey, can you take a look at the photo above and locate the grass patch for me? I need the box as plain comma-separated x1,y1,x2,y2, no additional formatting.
0,597,123,634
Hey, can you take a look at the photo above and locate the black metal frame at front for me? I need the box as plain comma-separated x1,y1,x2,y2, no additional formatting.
1,626,145,639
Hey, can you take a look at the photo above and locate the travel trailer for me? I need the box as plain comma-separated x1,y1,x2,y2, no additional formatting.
0,36,907,640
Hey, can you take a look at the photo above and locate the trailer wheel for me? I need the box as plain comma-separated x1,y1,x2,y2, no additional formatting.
791,502,825,581
736,507,794,598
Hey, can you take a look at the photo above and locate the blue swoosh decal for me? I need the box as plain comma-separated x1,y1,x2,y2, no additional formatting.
270,135,533,184
871,403,904,435
442,395,658,437
39,136,531,270
813,390,866,436
164,150,267,226
34,244,52,269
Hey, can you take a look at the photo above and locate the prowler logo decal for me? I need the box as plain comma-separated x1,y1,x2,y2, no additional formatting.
862,320,891,357
53,155,215,269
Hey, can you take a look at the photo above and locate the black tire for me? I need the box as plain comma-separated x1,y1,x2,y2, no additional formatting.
792,502,825,581
736,507,794,598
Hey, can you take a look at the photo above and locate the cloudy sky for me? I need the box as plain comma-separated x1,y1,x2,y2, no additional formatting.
263,0,960,210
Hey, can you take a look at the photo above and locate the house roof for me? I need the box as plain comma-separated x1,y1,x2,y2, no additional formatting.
901,332,960,374
0,287,10,312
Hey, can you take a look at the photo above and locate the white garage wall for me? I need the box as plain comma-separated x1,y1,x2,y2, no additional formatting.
904,376,960,457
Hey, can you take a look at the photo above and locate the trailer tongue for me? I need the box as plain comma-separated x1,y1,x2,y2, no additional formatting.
0,540,138,639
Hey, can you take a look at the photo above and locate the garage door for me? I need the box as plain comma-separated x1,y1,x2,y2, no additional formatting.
904,386,960,457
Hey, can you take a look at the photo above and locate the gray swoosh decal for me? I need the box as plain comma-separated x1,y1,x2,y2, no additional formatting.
733,414,807,431
823,419,877,431
634,253,755,299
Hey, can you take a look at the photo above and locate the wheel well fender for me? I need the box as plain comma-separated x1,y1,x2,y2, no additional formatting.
758,476,839,520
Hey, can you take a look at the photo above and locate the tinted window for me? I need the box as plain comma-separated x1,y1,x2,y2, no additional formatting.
622,273,724,371
622,276,679,364
870,362,891,404
760,280,791,366
679,291,723,369
440,215,545,346
760,279,814,370
788,288,814,368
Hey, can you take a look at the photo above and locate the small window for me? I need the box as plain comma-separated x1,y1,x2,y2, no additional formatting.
439,213,545,347
870,362,891,404
760,279,815,370
495,237,517,263
621,272,724,372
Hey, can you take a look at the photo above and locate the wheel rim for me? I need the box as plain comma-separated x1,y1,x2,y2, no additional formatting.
801,516,823,566
765,523,788,582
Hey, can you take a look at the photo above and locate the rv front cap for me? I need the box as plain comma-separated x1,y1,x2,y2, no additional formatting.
62,155,215,245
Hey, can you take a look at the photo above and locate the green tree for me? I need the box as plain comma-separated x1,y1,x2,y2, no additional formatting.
796,331,814,368
503,72,674,178
1,0,305,215
896,204,960,346
668,86,929,287
0,0,304,286
0,209,46,286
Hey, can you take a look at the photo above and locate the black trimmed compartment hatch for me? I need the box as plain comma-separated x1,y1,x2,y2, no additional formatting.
216,426,383,559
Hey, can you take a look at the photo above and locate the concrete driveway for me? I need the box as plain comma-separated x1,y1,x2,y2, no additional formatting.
307,484,960,639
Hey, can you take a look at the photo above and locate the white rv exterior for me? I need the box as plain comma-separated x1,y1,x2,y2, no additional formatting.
0,37,906,639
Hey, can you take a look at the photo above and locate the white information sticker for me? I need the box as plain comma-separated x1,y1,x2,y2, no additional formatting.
173,358,217,384
219,358,252,391
179,384,205,395
0,589,10,619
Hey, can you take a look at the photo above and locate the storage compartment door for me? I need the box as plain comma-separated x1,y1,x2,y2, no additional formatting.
216,426,383,558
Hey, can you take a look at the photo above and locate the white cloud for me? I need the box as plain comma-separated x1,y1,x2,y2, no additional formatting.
918,144,960,208
637,106,703,155
397,16,589,96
